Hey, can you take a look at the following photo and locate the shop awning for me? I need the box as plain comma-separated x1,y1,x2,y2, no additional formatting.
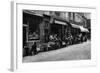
23,10,43,17
54,20,67,25
80,26,89,32
71,23,89,33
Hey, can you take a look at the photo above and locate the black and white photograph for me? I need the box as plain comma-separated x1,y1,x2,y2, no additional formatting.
22,10,91,62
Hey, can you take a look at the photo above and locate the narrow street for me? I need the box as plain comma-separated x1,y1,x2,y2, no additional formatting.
23,41,91,62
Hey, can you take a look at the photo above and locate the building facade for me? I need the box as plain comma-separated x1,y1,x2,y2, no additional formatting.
23,10,91,56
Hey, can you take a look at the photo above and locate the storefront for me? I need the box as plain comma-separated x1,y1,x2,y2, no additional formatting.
39,14,69,43
23,10,43,48
23,12,70,56
50,19,67,40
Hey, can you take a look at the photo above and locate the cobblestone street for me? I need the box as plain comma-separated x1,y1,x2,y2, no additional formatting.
23,41,91,62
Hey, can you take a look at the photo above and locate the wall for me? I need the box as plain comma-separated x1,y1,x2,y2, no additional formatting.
0,0,100,73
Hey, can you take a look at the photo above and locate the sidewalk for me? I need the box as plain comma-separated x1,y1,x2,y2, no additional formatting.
23,41,91,62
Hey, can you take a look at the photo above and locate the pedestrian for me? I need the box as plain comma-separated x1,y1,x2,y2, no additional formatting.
31,42,37,55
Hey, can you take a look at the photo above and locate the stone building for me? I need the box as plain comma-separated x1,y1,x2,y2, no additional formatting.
23,10,90,48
